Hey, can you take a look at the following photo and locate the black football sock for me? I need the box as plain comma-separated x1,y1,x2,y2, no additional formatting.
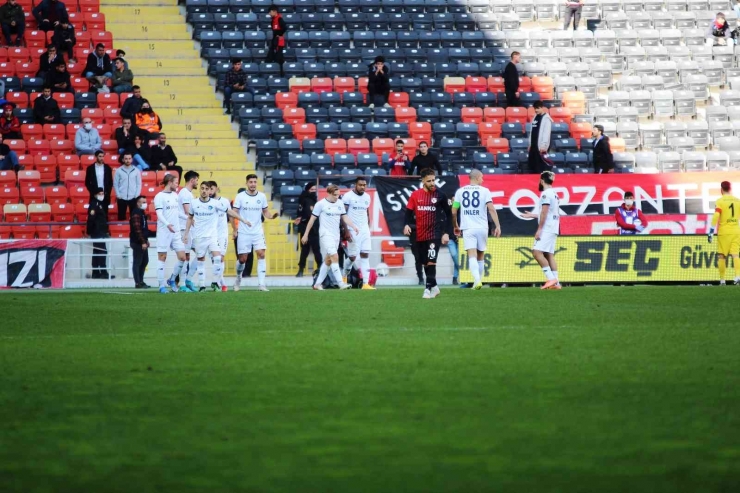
424,265,437,289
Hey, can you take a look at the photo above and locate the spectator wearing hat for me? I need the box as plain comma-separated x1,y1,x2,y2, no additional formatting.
51,18,75,62
32,86,61,124
223,59,254,115
111,57,134,94
46,62,73,93
592,124,614,174
32,0,69,33
367,55,390,108
87,186,112,279
85,150,112,208
75,116,102,157
266,4,287,76
129,195,153,289
0,135,20,171
0,0,26,47
503,51,522,107
528,101,553,174
707,12,733,46
0,103,21,139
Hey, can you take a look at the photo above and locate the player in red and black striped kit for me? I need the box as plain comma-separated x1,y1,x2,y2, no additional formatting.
403,168,451,299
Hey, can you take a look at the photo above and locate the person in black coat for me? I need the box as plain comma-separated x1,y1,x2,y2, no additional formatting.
32,0,69,33
84,150,113,208
294,182,321,277
36,44,65,79
503,51,522,107
129,195,153,288
32,86,61,124
86,187,111,279
149,132,183,183
266,4,287,76
51,19,76,61
367,55,390,107
409,141,442,175
592,124,614,174
46,62,73,93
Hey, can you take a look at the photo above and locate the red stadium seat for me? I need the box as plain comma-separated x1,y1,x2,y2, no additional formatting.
283,107,306,125
357,77,369,95
141,186,158,202
479,122,502,142
17,170,40,188
444,77,466,94
103,108,121,126
505,107,528,125
140,171,156,187
97,92,119,109
549,107,572,124
64,170,86,187
388,92,409,108
156,170,179,186
409,122,431,143
0,224,11,239
15,61,36,78
23,30,46,48
66,61,83,76
107,201,118,221
100,139,117,153
5,92,28,108
28,203,51,222
71,77,88,93
487,76,505,93
58,155,81,175
293,123,316,141
16,154,33,171
310,77,332,93
45,186,68,205
0,170,15,186
324,138,347,157
27,139,51,156
570,122,592,145
36,225,61,239
34,155,58,183
12,225,36,239
3,203,27,222
395,106,417,124
381,240,405,267
54,92,75,110
67,12,83,29
486,137,510,155
80,155,96,167
59,224,84,239
66,123,82,138
0,185,20,205
275,92,297,110
104,153,119,167
347,138,370,157
50,139,74,155
461,107,483,124
109,224,130,238
95,124,112,139
519,76,533,93
372,138,394,156
399,137,417,153
465,76,487,93
81,108,104,124
334,76,355,93
90,31,114,50
21,184,45,204
51,202,75,222
6,139,25,154
20,123,43,140
289,77,310,94
44,123,66,140
84,12,106,30
0,61,16,76
0,46,7,61
532,76,555,100
75,31,92,50
7,47,29,63
74,202,90,221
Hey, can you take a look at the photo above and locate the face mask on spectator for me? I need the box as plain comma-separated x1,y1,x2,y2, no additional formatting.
142,107,152,113
84,123,92,130
96,194,105,201
625,199,634,207
140,202,147,210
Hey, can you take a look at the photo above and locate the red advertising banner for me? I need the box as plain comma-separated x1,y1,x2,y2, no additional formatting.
0,240,67,289
561,214,714,235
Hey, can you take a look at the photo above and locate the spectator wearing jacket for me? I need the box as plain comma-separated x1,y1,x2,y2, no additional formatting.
387,139,411,176
75,117,102,156
134,100,162,139
32,86,61,124
126,133,151,171
32,0,68,33
114,152,141,220
150,133,182,181
367,55,390,108
503,51,522,107
87,187,111,279
115,117,138,153
111,58,134,94
615,191,648,235
115,49,128,70
84,43,112,89
409,142,442,175
51,19,76,62
37,44,64,79
46,62,72,93
592,124,614,174
0,103,21,139
0,136,20,171
707,12,733,46
129,195,153,288
294,183,321,277
266,4,286,76
0,0,26,47
223,59,254,114
85,150,113,207
120,85,143,120
527,101,553,174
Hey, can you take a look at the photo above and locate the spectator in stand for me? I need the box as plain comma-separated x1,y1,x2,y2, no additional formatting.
615,191,648,235
84,43,112,91
32,86,61,124
32,0,68,33
528,101,553,174
223,59,253,115
707,12,733,46
592,124,614,174
116,49,128,70
37,44,64,79
150,133,182,180
86,187,112,279
294,183,321,277
0,135,20,171
135,99,162,140
129,195,153,289
409,141,442,175
75,116,102,157
504,51,522,107
113,152,141,220
0,103,21,139
46,62,73,93
387,139,410,176
563,0,583,30
0,0,26,48
120,85,143,120
367,55,390,108
126,133,151,171
266,4,286,76
111,57,134,94
115,117,138,153
51,18,75,62
85,150,112,207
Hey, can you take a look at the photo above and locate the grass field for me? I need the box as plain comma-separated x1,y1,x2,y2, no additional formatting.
1,286,739,493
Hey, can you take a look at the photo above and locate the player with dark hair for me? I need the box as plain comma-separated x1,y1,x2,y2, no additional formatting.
523,171,561,290
709,180,740,285
342,176,375,289
403,168,451,299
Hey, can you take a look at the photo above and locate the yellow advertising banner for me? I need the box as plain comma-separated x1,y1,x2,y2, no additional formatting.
458,235,734,283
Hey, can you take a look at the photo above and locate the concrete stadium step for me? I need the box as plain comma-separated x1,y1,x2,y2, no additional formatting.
107,15,185,24
112,31,192,41
166,129,239,139
177,157,251,168
103,6,181,17
168,138,243,148
157,109,226,119
132,68,205,77
173,146,244,155
134,76,213,90
105,0,177,5
144,97,222,109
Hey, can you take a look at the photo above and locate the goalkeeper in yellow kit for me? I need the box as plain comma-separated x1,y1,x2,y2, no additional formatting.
708,181,740,285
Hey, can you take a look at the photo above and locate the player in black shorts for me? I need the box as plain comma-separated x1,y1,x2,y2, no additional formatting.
403,168,451,299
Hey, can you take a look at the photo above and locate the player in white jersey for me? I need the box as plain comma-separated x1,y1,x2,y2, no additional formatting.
452,169,502,290
208,181,232,291
341,176,376,290
183,183,241,292
523,171,561,290
166,170,199,292
232,174,279,292
153,174,188,294
302,184,359,290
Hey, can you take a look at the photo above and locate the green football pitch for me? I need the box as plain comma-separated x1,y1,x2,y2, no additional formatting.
1,286,739,493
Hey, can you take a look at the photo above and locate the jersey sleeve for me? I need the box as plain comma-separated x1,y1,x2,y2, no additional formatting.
260,192,268,209
180,190,191,205
312,199,323,217
407,191,417,211
711,200,721,229
232,194,242,211
338,198,347,214
483,188,493,204
540,191,552,206
154,193,163,211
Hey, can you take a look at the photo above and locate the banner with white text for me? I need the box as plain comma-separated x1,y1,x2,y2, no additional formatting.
0,240,67,289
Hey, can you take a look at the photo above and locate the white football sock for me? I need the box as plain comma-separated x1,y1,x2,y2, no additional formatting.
213,256,223,287
360,257,370,284
542,266,555,280
330,262,343,285
157,260,166,287
236,260,245,276
469,257,480,283
186,257,197,281
257,258,266,286
342,258,353,277
478,260,485,279
196,260,205,287
552,271,559,282
170,260,184,282
315,263,328,286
